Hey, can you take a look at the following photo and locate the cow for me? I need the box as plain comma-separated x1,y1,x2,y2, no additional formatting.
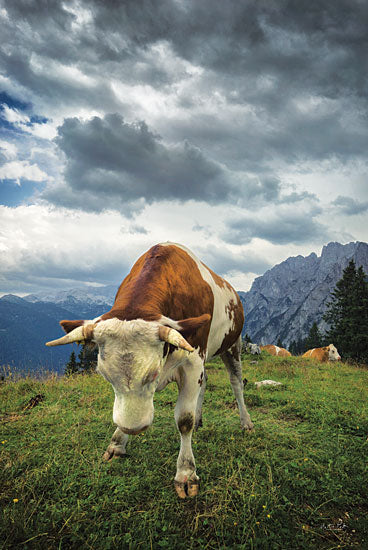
246,343,261,355
302,344,341,362
46,243,253,498
260,344,292,357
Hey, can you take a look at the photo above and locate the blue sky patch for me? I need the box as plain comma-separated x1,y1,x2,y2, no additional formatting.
0,178,43,207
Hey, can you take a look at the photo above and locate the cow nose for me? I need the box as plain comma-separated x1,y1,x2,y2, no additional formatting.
120,425,149,436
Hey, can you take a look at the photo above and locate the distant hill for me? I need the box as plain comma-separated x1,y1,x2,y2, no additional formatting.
0,295,80,374
239,241,368,347
24,284,117,318
0,285,117,374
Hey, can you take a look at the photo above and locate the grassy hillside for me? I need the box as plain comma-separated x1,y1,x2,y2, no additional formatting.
1,355,367,549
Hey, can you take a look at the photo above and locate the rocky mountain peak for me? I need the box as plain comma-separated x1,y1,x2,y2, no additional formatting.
240,241,368,347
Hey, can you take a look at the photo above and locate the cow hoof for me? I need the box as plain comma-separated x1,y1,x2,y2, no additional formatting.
242,421,254,431
174,479,200,499
103,448,127,461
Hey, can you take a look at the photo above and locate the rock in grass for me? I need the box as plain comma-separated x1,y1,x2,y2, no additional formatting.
254,380,282,389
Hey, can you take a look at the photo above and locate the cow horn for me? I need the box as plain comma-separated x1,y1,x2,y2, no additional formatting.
46,324,96,347
158,326,194,352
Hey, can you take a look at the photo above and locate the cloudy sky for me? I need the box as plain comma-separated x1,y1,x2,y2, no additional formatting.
1,0,367,295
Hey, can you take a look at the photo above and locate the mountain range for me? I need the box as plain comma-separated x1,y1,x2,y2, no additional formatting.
0,240,367,372
239,241,368,346
0,287,116,374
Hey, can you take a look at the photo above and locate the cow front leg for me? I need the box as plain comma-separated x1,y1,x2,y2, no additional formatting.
103,427,129,461
174,357,203,498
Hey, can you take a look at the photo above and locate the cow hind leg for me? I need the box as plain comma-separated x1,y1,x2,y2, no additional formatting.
221,339,254,431
194,367,207,430
103,427,129,461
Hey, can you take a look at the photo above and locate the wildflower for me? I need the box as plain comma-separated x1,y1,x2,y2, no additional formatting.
304,458,308,461
1,441,6,444
233,522,238,526
262,505,266,509
255,521,260,525
267,514,271,518
13,499,18,503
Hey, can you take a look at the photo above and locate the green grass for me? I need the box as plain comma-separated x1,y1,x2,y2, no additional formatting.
1,355,367,549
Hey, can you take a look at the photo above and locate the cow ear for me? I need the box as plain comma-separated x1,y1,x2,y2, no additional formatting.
60,320,85,334
176,314,211,336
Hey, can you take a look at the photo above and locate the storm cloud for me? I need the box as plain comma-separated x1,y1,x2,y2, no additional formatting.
0,0,367,294
42,113,284,212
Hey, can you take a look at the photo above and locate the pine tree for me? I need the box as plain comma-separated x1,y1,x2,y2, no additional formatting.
349,265,368,362
324,260,368,362
304,322,323,350
276,338,284,348
78,343,98,374
290,337,307,355
65,351,79,376
289,340,297,355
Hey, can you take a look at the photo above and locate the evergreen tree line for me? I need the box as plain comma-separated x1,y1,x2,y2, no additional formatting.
65,259,368,373
289,322,324,356
65,344,98,376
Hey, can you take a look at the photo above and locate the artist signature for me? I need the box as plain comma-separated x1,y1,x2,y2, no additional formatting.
321,519,348,531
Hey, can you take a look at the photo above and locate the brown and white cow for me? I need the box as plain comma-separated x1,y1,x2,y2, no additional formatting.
260,344,292,357
302,344,341,362
46,243,253,498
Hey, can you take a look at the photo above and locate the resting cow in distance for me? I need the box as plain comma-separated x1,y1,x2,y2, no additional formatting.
260,344,292,357
46,243,253,498
302,344,341,362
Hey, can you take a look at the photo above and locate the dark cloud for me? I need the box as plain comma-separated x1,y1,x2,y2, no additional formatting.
333,195,368,216
79,0,368,107
42,113,282,212
196,244,272,277
1,0,367,172
222,208,330,246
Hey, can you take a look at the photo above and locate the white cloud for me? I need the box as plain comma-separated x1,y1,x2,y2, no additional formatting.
0,199,366,295
0,160,50,185
0,139,17,160
1,104,30,124
1,101,58,140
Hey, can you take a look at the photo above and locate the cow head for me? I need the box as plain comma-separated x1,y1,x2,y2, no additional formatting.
46,315,209,435
327,344,341,361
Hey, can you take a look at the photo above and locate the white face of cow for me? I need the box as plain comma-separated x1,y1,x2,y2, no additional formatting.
328,344,341,361
93,319,167,435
